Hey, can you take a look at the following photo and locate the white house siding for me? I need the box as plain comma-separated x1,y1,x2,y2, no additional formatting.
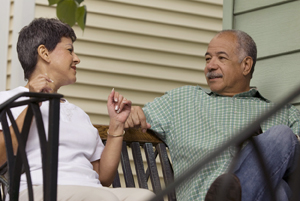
223,0,300,105
6,0,35,90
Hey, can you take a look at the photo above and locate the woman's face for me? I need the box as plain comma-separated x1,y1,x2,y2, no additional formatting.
48,37,80,87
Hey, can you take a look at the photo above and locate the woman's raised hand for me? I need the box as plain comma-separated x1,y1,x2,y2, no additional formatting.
27,74,53,93
107,88,132,127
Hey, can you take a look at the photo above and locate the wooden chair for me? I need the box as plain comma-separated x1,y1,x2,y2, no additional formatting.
94,125,176,201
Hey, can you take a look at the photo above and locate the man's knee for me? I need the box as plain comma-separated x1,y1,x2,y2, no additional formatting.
260,125,296,146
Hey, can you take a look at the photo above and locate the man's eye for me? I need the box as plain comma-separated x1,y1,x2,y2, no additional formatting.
205,57,211,61
68,49,73,53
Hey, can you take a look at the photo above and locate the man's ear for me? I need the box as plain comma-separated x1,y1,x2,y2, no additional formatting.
37,45,50,63
241,56,253,76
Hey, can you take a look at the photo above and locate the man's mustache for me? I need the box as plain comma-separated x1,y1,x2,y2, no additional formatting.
206,72,223,79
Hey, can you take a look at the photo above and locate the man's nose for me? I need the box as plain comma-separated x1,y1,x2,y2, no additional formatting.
206,58,218,71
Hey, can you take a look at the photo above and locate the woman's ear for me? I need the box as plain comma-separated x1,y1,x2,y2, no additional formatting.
37,45,50,63
242,56,253,76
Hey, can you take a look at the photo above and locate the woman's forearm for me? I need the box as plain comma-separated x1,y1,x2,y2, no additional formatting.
97,126,124,186
0,107,29,166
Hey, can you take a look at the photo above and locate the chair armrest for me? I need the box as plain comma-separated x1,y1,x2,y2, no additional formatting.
93,125,164,146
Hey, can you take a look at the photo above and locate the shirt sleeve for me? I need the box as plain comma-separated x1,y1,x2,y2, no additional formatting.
143,92,173,143
86,114,105,162
288,105,300,136
89,130,105,162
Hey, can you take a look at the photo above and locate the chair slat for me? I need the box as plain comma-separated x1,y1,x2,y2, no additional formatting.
112,171,121,188
143,143,162,196
156,143,176,201
0,113,15,182
120,142,135,187
131,142,148,189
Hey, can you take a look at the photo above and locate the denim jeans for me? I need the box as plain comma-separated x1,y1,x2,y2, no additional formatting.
233,125,300,201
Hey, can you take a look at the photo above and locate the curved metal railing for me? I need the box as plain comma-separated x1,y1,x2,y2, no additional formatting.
0,92,62,201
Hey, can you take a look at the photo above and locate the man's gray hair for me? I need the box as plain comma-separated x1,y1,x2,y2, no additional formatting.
218,30,257,78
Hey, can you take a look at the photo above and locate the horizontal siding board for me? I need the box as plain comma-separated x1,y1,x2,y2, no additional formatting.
194,0,223,5
7,61,11,74
64,97,107,115
86,12,221,33
35,0,222,17
9,1,13,17
73,27,208,56
58,84,163,106
6,76,11,90
234,0,294,14
34,3,56,18
75,40,205,70
85,1,221,29
8,16,13,30
85,14,218,43
8,31,12,44
84,12,220,43
87,112,109,125
78,56,205,82
7,46,12,60
35,4,219,43
75,69,207,93
234,0,300,59
107,0,223,18
251,52,300,104
88,113,110,125
36,1,222,31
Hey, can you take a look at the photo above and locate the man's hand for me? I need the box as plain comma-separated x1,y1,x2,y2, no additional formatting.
125,106,151,133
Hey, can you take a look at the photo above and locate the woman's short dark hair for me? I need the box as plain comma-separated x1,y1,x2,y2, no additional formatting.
17,18,77,80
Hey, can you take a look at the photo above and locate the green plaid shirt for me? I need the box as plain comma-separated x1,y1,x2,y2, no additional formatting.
143,85,300,201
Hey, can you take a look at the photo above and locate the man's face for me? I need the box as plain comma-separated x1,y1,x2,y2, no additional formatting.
204,33,246,96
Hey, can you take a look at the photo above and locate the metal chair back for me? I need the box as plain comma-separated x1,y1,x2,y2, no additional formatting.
0,92,62,201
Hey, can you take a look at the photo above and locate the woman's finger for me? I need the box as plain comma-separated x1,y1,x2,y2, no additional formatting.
118,98,131,114
114,91,119,103
107,88,115,105
116,94,123,113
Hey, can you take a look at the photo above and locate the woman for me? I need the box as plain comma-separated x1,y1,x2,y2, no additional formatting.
0,18,154,200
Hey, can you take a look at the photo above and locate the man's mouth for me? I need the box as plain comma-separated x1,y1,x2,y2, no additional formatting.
206,72,223,80
71,66,76,71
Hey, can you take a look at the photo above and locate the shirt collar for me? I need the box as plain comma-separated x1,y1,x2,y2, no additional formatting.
201,87,270,102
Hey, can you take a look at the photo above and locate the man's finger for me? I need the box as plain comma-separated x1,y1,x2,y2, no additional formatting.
137,109,148,132
125,115,134,128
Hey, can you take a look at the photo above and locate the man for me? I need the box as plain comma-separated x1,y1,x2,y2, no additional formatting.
123,30,300,201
